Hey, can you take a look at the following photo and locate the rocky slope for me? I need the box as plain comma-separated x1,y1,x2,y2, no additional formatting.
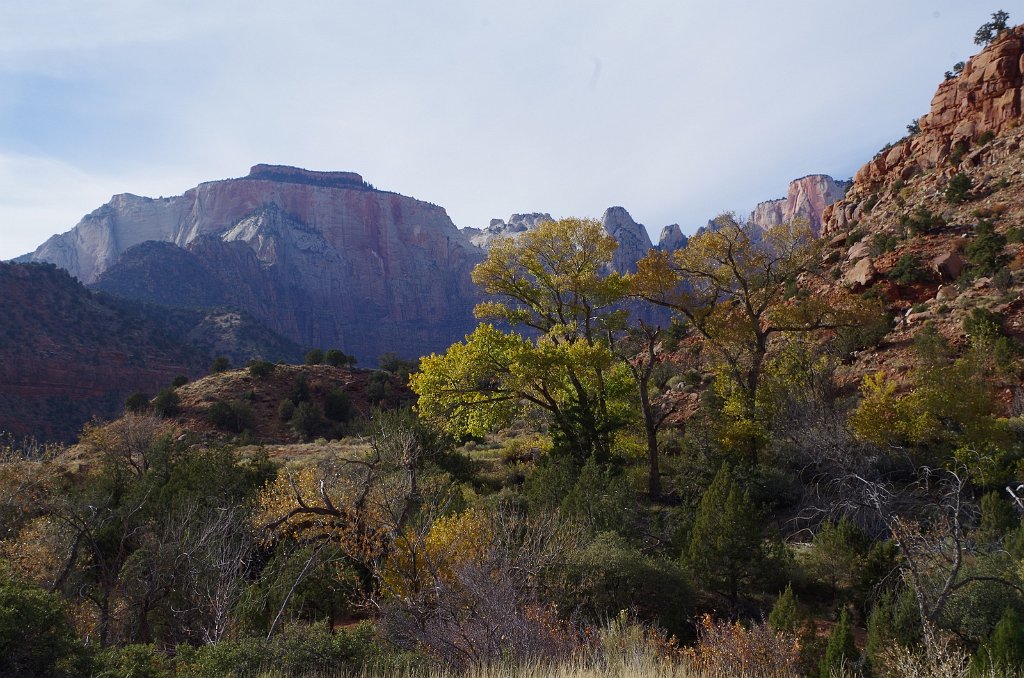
815,26,1024,391
749,174,850,235
28,165,485,365
0,262,205,441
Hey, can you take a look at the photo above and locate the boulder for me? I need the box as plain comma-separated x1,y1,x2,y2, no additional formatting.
844,257,878,288
932,251,966,281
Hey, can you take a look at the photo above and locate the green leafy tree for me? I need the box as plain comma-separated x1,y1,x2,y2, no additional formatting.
945,172,973,203
819,608,858,678
305,348,325,365
686,464,764,607
807,519,871,593
247,360,276,379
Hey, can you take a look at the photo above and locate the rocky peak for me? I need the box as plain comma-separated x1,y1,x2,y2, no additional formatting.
749,174,851,235
824,25,1024,236
467,212,553,249
657,224,688,252
601,206,654,273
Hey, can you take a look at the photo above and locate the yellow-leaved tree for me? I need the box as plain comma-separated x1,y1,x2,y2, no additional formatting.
411,217,634,465
631,214,871,464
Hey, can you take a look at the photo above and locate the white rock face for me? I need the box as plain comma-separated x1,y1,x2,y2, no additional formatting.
601,206,654,273
748,175,851,236
467,213,553,249
657,224,688,252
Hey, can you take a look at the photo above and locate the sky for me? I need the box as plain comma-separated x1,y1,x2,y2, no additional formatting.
0,1,1020,259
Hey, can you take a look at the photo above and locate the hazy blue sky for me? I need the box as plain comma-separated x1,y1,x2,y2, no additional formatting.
0,1,1019,258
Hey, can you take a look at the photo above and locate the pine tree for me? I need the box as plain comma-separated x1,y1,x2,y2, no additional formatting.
768,583,800,634
686,464,763,607
865,592,895,674
974,606,1024,673
819,608,858,678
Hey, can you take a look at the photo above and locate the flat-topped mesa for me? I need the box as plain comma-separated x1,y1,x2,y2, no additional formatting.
749,174,850,236
245,164,369,189
824,25,1024,237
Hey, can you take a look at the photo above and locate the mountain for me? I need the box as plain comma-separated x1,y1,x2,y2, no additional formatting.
748,174,851,235
27,165,484,365
0,262,206,441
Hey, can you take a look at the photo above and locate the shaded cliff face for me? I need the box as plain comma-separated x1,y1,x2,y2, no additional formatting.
824,26,1024,236
30,165,484,365
749,175,850,235
0,262,204,441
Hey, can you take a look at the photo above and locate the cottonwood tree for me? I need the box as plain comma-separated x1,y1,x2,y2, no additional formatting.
412,217,634,465
632,215,869,464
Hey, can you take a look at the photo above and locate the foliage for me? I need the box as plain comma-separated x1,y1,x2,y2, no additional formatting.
898,206,944,235
965,219,1009,278
152,387,181,417
973,606,1024,674
685,464,764,606
209,356,231,373
324,388,353,423
819,608,857,678
304,348,324,365
686,613,800,677
379,352,417,381
551,532,693,639
0,566,91,677
946,173,974,204
866,589,923,673
632,215,869,464
768,584,800,635
125,391,150,413
888,254,927,284
291,401,326,439
206,399,254,434
413,217,632,464
806,519,871,593
247,359,276,379
975,10,1011,46
325,348,356,367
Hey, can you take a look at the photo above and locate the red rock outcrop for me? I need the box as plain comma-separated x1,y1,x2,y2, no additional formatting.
824,26,1024,237
750,175,850,235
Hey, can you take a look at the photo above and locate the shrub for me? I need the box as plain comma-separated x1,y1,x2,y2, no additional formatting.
965,219,1008,277
551,532,693,639
304,348,324,365
898,205,944,235
379,353,417,380
324,349,354,367
125,391,150,413
206,400,254,434
889,254,927,284
979,130,997,145
289,375,310,404
973,606,1024,674
950,140,969,165
768,584,800,634
171,374,188,388
819,608,857,678
906,119,920,135
324,388,353,423
152,388,181,418
963,307,1004,344
946,172,973,203
870,232,900,256
277,398,296,422
247,360,276,380
209,356,231,373
832,306,892,359
862,193,879,213
0,568,91,677
291,402,326,439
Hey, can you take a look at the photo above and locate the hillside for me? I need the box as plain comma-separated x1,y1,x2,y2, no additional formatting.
0,262,205,441
814,26,1024,393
